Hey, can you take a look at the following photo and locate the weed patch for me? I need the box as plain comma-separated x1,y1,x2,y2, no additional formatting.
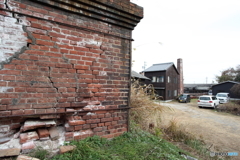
217,100,240,116
51,124,187,160
28,146,50,160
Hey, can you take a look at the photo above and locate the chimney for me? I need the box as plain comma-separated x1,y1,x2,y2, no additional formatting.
177,58,183,95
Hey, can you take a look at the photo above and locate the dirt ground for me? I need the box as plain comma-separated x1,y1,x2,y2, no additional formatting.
159,101,240,158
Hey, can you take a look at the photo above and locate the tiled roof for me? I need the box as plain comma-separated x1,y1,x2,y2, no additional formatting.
143,62,174,72
131,71,150,80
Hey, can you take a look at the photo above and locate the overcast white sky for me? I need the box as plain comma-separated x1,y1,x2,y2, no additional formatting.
130,0,240,84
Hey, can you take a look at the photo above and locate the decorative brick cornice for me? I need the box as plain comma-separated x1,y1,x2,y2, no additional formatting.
33,0,143,30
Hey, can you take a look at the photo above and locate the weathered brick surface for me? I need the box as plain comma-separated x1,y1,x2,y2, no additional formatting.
20,131,39,144
0,0,143,140
37,128,50,138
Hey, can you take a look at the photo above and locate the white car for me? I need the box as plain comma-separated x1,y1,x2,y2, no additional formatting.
216,92,230,104
198,95,220,109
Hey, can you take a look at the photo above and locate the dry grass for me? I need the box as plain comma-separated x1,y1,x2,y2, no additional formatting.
130,80,164,132
217,100,240,115
162,118,195,142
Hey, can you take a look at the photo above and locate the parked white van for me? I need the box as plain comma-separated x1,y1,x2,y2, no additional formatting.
216,92,230,104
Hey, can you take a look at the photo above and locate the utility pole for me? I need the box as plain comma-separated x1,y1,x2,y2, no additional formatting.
142,61,147,70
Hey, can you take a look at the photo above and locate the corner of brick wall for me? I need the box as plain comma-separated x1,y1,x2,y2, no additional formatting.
0,0,143,140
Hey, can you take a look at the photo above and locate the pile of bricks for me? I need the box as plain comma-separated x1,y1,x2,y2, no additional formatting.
65,110,127,141
0,119,64,157
0,109,127,158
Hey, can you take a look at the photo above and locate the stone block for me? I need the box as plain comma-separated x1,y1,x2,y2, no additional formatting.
0,148,21,157
49,127,59,140
59,145,76,154
0,137,11,144
23,120,56,131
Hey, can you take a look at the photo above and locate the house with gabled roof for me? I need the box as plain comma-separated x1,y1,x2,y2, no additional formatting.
142,60,182,100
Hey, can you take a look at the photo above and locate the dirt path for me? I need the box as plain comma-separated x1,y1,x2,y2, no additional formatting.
159,101,240,154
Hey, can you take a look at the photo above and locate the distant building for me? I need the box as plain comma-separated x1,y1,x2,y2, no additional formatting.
212,81,240,98
131,70,150,83
142,60,182,100
184,84,214,94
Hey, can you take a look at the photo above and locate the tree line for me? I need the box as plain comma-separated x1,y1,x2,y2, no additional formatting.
216,65,240,98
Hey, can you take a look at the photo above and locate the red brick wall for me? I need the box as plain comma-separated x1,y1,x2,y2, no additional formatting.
0,0,143,139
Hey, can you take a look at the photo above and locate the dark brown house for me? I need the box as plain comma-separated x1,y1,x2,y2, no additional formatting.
142,62,180,100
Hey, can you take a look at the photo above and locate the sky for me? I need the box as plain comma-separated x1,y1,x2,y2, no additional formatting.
130,0,240,84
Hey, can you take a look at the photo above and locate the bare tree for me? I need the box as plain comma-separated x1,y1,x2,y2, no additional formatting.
230,84,240,98
216,65,240,83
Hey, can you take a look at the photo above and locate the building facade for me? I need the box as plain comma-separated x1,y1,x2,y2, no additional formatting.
143,62,180,100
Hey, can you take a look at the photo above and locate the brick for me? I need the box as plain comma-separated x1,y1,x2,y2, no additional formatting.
37,128,50,138
68,120,85,126
20,131,39,144
65,132,74,141
21,141,35,153
93,127,103,132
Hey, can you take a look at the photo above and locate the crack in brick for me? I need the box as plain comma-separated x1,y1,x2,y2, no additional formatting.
48,67,58,93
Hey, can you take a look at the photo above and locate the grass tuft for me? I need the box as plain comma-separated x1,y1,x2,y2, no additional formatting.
130,80,164,132
28,146,50,160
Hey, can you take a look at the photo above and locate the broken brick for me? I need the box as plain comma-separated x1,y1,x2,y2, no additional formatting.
20,131,39,144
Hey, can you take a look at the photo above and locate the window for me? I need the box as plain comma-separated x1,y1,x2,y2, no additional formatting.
173,77,177,83
159,76,164,83
168,90,171,97
152,76,156,82
156,76,164,83
174,90,177,97
168,76,170,83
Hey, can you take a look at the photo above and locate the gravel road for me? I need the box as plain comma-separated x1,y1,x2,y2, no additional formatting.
159,101,240,155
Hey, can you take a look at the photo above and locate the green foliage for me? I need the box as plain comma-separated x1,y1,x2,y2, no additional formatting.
28,146,50,160
51,125,187,160
216,65,240,83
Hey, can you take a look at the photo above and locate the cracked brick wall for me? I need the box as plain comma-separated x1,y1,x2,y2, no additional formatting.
0,0,143,140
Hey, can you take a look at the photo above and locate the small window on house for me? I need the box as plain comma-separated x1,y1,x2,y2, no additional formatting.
156,77,160,82
168,76,170,83
168,90,171,97
159,76,164,83
152,76,156,82
174,90,177,97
